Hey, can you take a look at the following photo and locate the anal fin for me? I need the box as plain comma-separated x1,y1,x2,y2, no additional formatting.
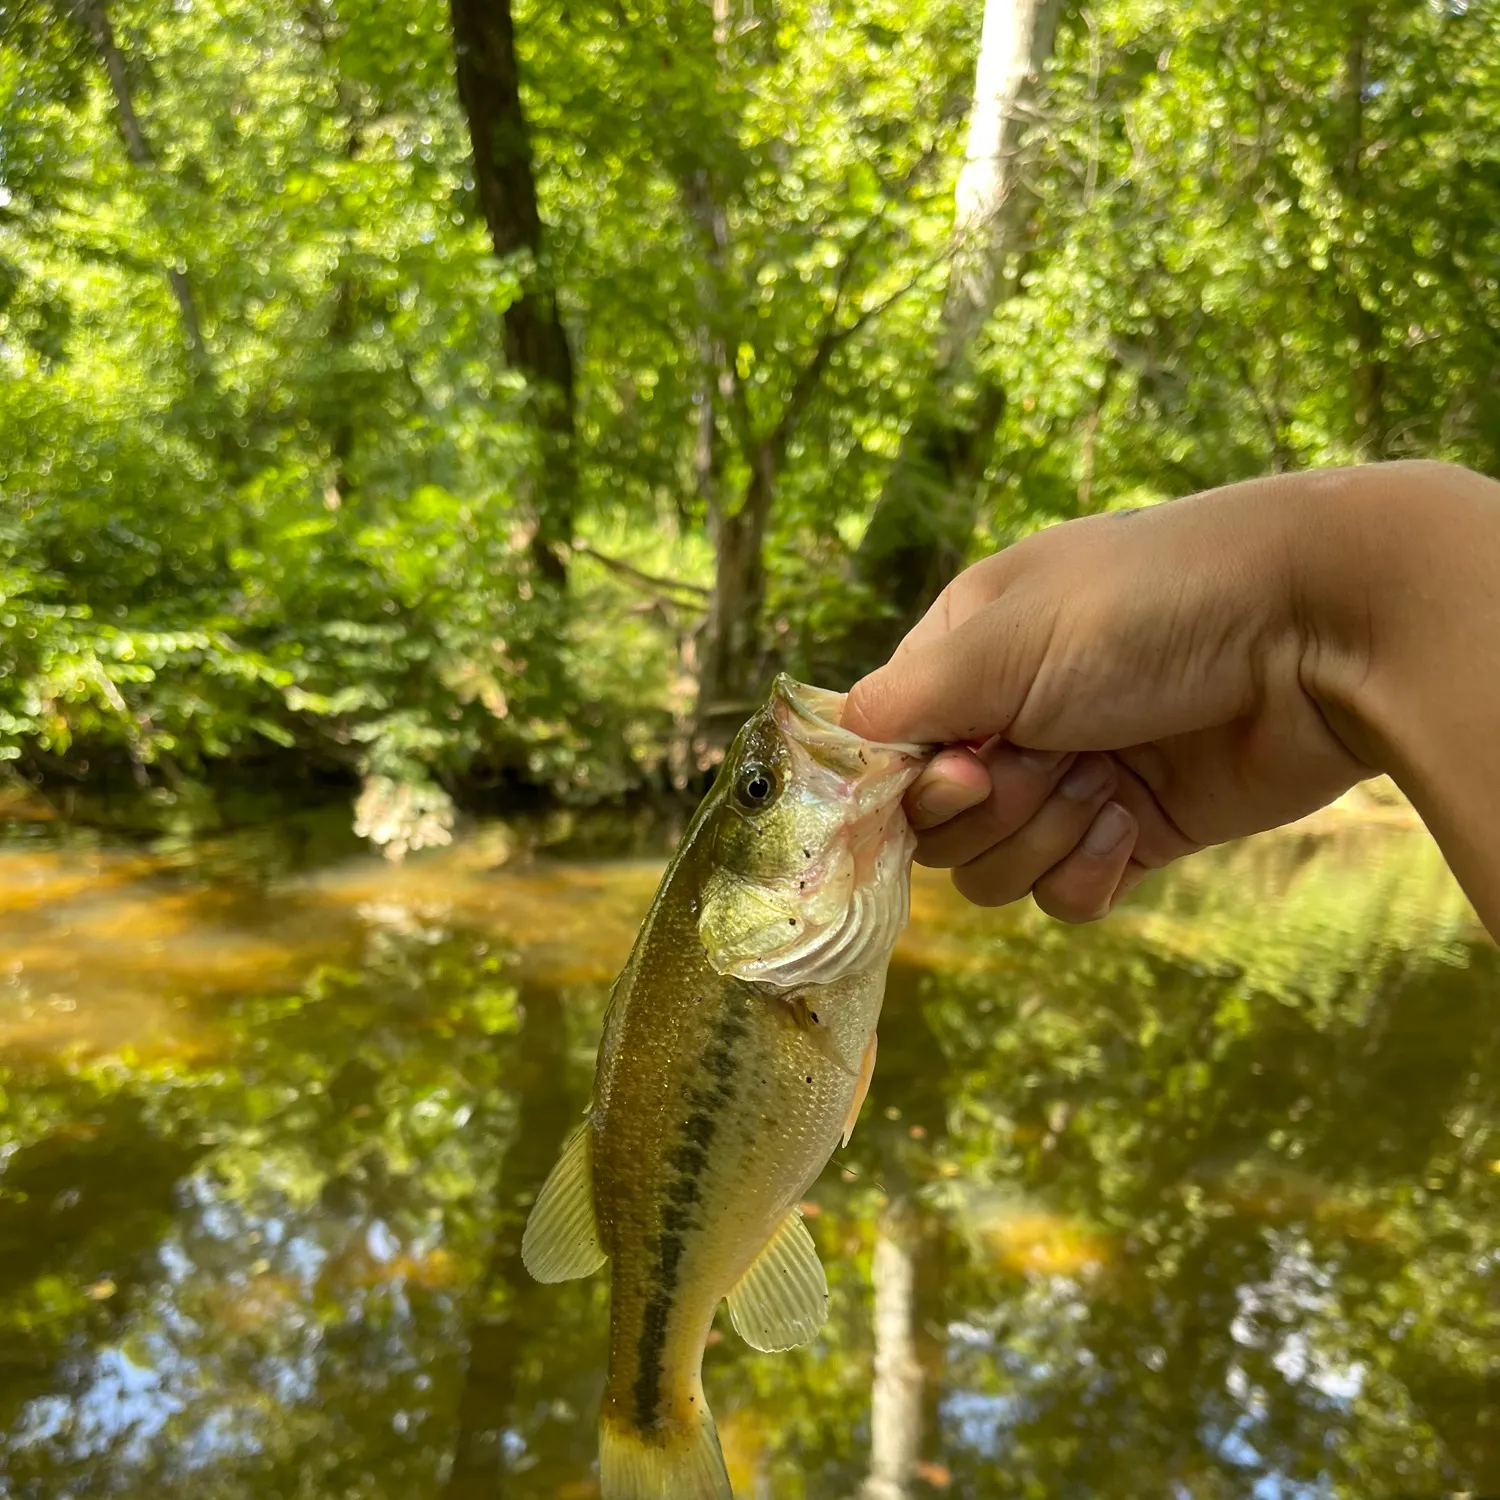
521,1120,607,1283
842,1029,878,1148
725,1207,828,1352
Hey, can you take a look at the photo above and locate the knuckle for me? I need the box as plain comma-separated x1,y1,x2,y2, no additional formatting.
841,676,883,734
971,798,1030,846
915,842,967,871
913,819,987,869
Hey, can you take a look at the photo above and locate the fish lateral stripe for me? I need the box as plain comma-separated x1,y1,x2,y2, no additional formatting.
631,994,750,1431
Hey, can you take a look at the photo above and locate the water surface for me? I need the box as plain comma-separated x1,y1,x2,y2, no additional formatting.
0,804,1495,1499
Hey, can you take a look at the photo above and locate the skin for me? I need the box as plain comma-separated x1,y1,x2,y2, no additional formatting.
841,460,1500,938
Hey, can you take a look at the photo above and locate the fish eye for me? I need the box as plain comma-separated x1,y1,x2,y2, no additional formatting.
734,762,780,812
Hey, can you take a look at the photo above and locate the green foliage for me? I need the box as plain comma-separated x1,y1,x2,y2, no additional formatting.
0,0,584,828
985,0,1500,541
1,0,1497,835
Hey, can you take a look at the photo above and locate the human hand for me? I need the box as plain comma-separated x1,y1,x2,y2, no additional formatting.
843,467,1406,921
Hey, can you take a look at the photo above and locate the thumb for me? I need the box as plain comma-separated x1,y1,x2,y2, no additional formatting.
842,594,1051,746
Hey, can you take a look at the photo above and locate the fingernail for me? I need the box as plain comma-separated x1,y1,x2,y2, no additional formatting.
913,777,986,823
1082,801,1133,856
1017,748,1067,774
1060,755,1112,802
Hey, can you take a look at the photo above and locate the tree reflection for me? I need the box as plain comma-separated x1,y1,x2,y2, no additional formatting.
859,1198,923,1500
0,898,529,1498
901,829,1499,1498
439,974,596,1500
0,819,1494,1498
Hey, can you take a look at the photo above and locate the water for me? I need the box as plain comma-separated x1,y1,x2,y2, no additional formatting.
0,800,1496,1499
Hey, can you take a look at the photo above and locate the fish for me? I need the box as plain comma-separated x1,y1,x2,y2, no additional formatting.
521,674,930,1499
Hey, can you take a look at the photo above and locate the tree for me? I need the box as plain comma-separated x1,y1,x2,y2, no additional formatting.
844,0,1063,676
447,0,578,587
73,0,211,380
1,0,1496,819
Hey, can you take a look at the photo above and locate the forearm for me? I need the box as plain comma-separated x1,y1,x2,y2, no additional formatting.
1299,460,1500,935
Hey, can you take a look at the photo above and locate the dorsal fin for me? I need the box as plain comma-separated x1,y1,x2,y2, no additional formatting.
725,1207,828,1351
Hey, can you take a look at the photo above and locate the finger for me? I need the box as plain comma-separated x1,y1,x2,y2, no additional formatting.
950,754,1118,907
916,743,1078,867
1104,756,1203,869
887,553,1012,659
1032,801,1139,922
906,747,993,831
1114,859,1151,903
843,586,1053,745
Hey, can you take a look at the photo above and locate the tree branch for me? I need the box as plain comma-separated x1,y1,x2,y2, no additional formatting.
79,0,211,370
766,232,945,466
572,544,710,604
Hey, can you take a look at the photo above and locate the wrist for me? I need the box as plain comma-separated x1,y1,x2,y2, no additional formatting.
1288,463,1415,768
1295,460,1500,928
1295,461,1500,761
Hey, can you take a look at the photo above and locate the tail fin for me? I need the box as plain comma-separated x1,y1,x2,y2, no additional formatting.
599,1409,732,1500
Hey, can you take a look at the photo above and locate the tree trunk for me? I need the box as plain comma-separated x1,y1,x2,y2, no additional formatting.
78,0,212,378
846,0,1062,678
440,981,572,1500
449,0,577,586
683,176,881,747
302,1,365,509
860,1197,924,1500
693,452,775,750
943,0,1062,359
679,161,766,760
680,156,777,755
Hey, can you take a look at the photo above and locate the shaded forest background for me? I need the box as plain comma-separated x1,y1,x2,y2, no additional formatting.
2,0,1498,853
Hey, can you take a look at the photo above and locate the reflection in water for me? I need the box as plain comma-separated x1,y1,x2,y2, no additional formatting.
0,811,1495,1498
860,1199,923,1500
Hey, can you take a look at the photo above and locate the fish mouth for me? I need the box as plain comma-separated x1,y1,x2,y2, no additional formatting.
707,676,933,989
769,675,930,799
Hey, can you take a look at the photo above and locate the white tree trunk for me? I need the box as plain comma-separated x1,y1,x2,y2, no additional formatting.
845,0,1063,672
942,0,1064,362
860,1208,923,1500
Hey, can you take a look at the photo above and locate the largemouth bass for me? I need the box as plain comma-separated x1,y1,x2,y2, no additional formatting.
521,675,930,1499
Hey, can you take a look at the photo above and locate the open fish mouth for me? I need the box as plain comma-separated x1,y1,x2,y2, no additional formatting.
769,675,930,805
770,674,929,754
704,676,933,989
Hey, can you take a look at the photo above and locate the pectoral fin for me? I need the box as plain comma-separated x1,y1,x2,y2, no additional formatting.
725,1208,829,1352
841,1030,878,1148
521,1121,607,1283
776,973,887,1077
781,991,863,1075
